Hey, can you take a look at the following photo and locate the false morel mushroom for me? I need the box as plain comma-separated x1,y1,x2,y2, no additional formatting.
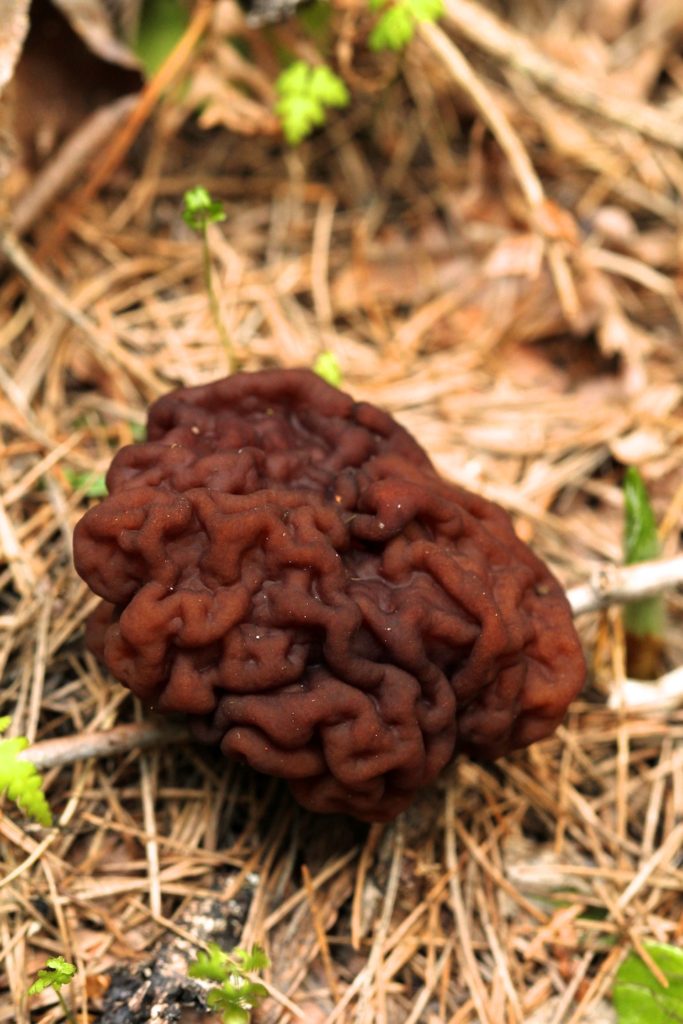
73,369,585,820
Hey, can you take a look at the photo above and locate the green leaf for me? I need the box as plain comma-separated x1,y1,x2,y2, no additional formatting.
182,187,227,232
213,1004,249,1024
369,0,444,51
135,0,189,77
232,945,269,974
189,943,270,1023
276,60,310,96
624,467,660,565
370,4,416,49
276,93,327,145
63,468,108,498
407,0,445,20
309,65,350,107
0,718,53,827
208,975,268,1012
624,594,665,640
622,467,664,639
313,351,343,388
129,422,146,442
28,956,77,996
275,61,350,145
613,943,683,1024
188,942,230,982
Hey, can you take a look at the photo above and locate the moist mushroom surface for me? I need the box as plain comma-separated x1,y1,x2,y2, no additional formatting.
73,368,585,820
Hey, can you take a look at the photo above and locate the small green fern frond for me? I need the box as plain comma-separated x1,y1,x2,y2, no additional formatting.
0,717,53,826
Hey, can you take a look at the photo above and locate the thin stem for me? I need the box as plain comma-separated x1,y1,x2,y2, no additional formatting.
201,225,234,368
57,989,77,1024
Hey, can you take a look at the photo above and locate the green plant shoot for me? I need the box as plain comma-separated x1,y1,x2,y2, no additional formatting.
623,467,664,640
0,717,52,827
369,0,444,51
182,186,227,233
188,942,269,1024
63,467,108,498
275,61,350,145
613,942,683,1024
313,351,343,388
182,187,234,365
28,956,77,1024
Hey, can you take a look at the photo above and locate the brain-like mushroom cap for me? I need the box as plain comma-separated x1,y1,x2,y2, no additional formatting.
73,368,585,820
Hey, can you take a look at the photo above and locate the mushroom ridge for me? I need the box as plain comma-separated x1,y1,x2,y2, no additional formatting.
73,368,586,821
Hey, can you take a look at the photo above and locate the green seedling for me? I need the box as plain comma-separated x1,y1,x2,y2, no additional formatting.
313,351,343,388
275,61,350,145
182,186,227,234
613,942,683,1024
63,468,108,498
622,467,665,678
182,186,235,365
0,717,52,826
28,956,77,1023
188,942,270,1023
369,0,444,51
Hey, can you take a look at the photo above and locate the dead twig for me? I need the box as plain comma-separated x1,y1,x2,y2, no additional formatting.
567,555,683,616
19,720,190,771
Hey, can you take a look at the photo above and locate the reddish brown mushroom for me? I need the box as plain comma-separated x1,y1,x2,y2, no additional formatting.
73,368,585,821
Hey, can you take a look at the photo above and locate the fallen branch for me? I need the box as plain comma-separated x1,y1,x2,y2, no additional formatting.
21,720,190,772
566,554,683,616
17,556,683,772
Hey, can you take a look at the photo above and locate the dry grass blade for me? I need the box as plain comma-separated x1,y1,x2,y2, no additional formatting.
418,19,545,212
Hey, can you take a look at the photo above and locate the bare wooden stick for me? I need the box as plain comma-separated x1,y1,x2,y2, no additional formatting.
566,554,683,616
20,720,190,772
17,556,683,772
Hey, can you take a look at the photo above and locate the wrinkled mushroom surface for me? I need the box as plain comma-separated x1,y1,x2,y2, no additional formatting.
73,369,585,820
